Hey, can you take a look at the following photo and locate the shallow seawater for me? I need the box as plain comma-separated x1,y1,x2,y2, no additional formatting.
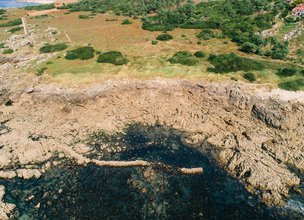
0,124,303,219
0,0,40,9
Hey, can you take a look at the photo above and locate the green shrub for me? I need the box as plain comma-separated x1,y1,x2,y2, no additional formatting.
278,79,304,91
36,67,47,76
79,15,91,19
168,51,198,66
0,9,6,15
65,46,95,60
243,72,256,82
208,53,265,73
24,4,55,11
142,23,175,32
196,29,214,40
0,19,22,28
266,42,289,60
3,49,13,54
156,33,173,41
296,49,304,57
7,26,22,33
276,68,298,77
194,51,206,58
151,40,158,45
121,19,132,25
0,16,8,21
0,43,5,48
97,51,128,65
40,43,68,53
240,42,258,53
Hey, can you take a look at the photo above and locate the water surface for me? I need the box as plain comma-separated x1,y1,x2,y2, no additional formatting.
0,0,40,8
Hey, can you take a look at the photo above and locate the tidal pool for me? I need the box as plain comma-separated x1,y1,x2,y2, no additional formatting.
0,124,302,219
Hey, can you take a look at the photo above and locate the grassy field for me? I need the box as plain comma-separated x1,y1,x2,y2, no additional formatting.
0,8,303,90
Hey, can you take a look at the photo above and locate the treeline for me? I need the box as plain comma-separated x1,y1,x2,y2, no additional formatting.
61,0,185,16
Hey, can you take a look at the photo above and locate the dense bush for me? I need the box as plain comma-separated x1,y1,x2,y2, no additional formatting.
121,19,132,25
240,42,258,53
156,33,173,41
194,51,206,58
266,42,289,60
243,72,256,82
168,51,198,66
65,46,95,60
2,49,13,54
142,23,175,31
196,29,214,40
64,0,184,16
24,4,55,11
278,79,304,91
208,53,265,73
97,51,128,65
0,19,22,28
276,68,298,77
7,26,22,33
40,43,68,53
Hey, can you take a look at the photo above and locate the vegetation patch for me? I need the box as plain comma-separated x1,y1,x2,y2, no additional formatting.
0,9,6,15
24,4,55,11
2,49,13,54
276,68,299,77
168,51,198,66
278,79,304,91
196,29,214,40
0,19,22,28
65,47,95,60
194,51,206,58
151,40,158,45
32,14,49,19
121,19,132,25
240,42,258,54
156,34,173,41
296,49,304,57
7,27,22,33
0,10,8,21
97,51,128,65
79,15,92,19
208,53,265,73
36,67,47,76
40,43,68,53
243,72,256,82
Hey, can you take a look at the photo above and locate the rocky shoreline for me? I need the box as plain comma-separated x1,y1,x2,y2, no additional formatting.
0,34,304,219
1,68,304,210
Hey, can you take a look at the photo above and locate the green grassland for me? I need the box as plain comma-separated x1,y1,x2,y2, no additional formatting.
0,0,303,90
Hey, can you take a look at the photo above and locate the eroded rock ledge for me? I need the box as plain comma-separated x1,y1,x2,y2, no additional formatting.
0,78,304,209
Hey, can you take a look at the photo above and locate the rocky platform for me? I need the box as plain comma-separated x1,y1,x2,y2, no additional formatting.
0,61,304,218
